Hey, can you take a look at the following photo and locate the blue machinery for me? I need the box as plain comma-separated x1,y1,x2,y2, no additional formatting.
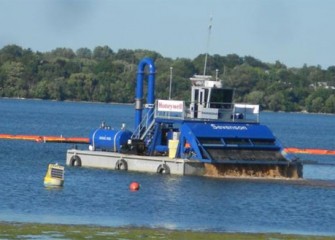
135,58,156,128
89,58,303,178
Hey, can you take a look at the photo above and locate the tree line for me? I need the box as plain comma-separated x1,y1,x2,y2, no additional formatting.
0,44,334,113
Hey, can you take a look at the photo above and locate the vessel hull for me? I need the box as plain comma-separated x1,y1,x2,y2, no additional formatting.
66,149,302,179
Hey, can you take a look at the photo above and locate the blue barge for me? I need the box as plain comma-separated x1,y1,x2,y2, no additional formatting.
66,58,302,178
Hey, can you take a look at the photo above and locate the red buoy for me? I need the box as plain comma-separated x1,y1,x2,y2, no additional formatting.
129,181,140,191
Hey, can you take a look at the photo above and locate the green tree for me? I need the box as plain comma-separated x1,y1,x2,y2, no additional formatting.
267,92,286,111
48,77,66,100
93,72,113,102
226,64,260,101
1,44,335,113
66,73,97,101
34,80,50,99
224,54,243,68
245,90,265,105
49,48,76,59
76,48,92,59
244,56,269,69
310,97,324,112
93,46,114,60
1,61,26,97
324,94,335,113
115,49,136,63
0,44,23,63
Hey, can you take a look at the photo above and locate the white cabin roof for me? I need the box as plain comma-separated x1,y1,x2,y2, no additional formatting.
190,75,222,88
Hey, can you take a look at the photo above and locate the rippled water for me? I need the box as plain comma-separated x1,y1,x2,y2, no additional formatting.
0,99,334,236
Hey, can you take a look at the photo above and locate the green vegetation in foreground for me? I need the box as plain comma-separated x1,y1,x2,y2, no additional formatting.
0,222,333,240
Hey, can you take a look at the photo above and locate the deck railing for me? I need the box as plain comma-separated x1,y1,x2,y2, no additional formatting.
154,100,260,123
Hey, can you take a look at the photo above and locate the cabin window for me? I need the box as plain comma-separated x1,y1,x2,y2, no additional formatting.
204,89,209,106
194,89,199,101
210,89,233,108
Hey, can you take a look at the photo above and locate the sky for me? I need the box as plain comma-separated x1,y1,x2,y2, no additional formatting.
1,0,335,69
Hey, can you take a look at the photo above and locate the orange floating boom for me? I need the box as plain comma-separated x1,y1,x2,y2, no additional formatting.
1,134,334,155
284,147,335,155
42,136,89,143
0,134,89,144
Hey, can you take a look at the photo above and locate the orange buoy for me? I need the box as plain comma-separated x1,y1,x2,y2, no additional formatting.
129,181,140,191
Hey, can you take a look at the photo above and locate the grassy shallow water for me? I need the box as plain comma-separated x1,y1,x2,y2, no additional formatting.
0,222,333,240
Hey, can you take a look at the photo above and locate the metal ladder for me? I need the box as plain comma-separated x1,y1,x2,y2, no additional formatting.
131,110,155,140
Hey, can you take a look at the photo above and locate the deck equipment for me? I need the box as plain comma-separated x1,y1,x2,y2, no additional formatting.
66,58,303,179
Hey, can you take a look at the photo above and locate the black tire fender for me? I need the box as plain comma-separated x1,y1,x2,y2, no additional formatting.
115,159,128,171
70,155,82,167
157,163,170,174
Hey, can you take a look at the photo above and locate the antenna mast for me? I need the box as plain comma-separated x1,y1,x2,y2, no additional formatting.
203,16,212,76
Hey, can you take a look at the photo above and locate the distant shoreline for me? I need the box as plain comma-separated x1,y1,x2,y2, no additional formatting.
0,96,134,106
0,222,334,240
1,97,334,116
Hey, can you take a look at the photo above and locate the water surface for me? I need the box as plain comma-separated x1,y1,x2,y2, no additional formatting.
0,99,334,236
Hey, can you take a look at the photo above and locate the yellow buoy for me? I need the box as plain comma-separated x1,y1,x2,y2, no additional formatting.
44,163,64,187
